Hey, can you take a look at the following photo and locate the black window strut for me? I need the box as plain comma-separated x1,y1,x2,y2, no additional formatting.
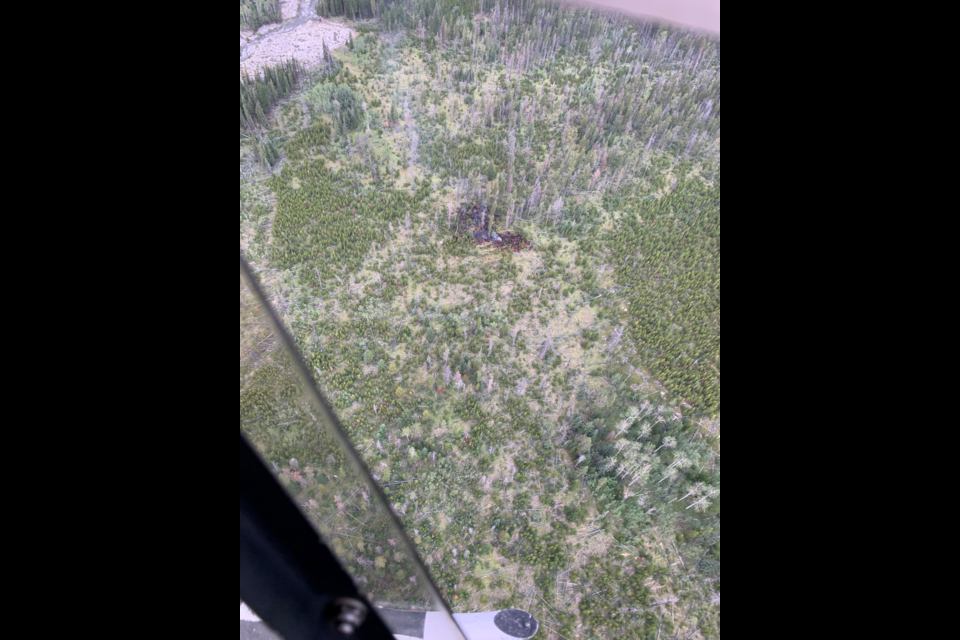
240,256,537,640
240,431,396,640
241,253,411,640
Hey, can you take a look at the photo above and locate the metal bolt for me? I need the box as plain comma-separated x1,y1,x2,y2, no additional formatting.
334,598,368,636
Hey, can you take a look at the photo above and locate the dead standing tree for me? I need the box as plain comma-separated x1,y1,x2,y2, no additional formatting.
540,335,555,361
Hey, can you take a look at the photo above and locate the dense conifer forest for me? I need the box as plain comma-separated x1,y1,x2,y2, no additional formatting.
240,0,282,31
317,0,383,21
240,2,720,638
240,59,305,130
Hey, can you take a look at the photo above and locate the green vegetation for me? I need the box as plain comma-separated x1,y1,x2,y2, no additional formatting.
240,0,281,31
240,1,721,637
240,59,305,130
271,153,429,279
605,183,722,413
308,82,366,132
240,274,438,608
317,0,382,21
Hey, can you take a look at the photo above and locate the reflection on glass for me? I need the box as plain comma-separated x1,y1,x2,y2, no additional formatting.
240,264,466,639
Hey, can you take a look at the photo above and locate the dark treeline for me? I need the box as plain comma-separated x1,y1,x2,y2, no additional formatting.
240,59,305,130
240,0,282,31
317,0,386,20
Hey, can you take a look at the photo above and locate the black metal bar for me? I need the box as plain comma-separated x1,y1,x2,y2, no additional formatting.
240,432,396,640
239,255,454,620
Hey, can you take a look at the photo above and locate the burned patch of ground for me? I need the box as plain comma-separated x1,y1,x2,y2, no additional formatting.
492,232,532,253
454,203,531,253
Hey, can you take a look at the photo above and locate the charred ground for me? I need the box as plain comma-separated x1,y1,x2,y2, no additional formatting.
455,203,532,252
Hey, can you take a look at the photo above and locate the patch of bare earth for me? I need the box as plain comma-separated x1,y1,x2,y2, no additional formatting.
241,19,355,78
